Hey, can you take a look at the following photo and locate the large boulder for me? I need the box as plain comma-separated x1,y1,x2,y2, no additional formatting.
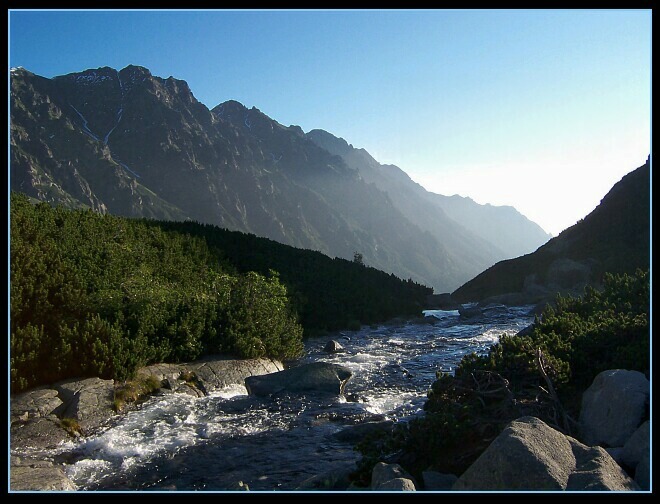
621,420,650,470
244,362,352,397
186,356,283,392
10,465,77,491
453,417,576,490
53,377,116,432
566,438,639,491
579,369,649,447
371,462,416,491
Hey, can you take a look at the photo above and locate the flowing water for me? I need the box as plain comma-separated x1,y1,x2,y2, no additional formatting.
17,305,534,491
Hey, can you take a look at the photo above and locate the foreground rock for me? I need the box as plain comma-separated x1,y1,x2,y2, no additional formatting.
453,416,575,490
453,417,638,491
371,462,416,491
579,369,649,447
245,362,352,396
10,464,77,491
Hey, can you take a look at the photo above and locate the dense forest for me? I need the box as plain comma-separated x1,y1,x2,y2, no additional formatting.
10,193,431,393
355,268,650,483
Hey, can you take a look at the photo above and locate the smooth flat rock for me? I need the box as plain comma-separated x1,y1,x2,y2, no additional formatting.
245,362,352,397
10,416,70,451
186,356,283,392
422,470,458,490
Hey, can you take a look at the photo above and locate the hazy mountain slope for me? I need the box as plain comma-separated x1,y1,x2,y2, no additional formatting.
306,128,552,265
451,158,650,304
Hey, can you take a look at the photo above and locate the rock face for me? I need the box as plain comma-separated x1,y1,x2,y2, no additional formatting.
10,465,77,491
244,362,352,397
323,340,345,354
453,416,638,491
53,377,116,432
453,417,575,490
371,462,416,491
579,369,649,447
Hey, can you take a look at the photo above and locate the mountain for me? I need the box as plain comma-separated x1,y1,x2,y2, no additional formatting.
11,65,550,292
306,129,551,269
451,158,651,305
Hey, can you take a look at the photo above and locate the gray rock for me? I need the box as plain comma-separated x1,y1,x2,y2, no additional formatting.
10,416,70,451
175,382,205,398
422,470,458,490
371,462,415,490
10,465,77,491
324,340,345,354
136,363,184,384
245,362,352,397
186,356,283,392
375,478,416,491
634,453,650,490
11,388,63,424
621,420,649,469
54,377,116,432
579,369,649,447
332,420,394,443
453,417,576,490
458,305,482,319
566,438,639,491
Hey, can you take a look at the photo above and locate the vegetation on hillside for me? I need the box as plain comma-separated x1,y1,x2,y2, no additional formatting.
354,269,650,484
10,193,431,392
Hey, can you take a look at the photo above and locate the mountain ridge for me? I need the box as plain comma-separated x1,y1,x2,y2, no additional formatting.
11,64,552,292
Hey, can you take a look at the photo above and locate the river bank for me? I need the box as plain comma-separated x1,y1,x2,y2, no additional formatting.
10,356,285,491
10,307,538,492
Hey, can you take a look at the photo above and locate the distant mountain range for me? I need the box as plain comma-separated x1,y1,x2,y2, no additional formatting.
10,65,551,292
452,158,651,305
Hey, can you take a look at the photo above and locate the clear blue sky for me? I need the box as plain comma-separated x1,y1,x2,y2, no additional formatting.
9,9,651,236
